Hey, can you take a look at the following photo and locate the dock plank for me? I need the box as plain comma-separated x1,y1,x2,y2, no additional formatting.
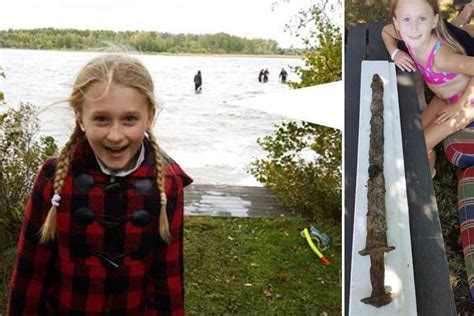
184,184,290,218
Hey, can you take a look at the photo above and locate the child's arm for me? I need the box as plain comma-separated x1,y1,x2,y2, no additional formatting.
436,48,474,76
381,24,416,72
6,160,57,315
435,76,474,126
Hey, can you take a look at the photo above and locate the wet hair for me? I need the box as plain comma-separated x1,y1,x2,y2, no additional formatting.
390,0,465,54
39,54,170,243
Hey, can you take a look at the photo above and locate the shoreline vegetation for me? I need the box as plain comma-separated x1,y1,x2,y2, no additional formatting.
0,47,302,59
0,28,303,57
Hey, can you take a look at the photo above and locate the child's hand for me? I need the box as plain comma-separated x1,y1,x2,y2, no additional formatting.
394,51,416,72
435,103,472,125
457,1,474,27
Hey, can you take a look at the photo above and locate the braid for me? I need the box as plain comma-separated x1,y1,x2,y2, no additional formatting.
146,129,169,243
39,125,83,243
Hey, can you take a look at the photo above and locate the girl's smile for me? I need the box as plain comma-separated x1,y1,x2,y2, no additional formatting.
77,81,154,172
103,144,129,159
409,34,422,40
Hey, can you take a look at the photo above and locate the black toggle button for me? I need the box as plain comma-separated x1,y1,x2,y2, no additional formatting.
129,245,142,260
93,250,120,269
129,237,155,260
74,174,95,192
131,210,150,227
104,182,121,191
72,245,124,269
74,208,95,225
70,241,150,268
74,174,148,192
100,220,121,228
133,179,153,193
73,208,151,228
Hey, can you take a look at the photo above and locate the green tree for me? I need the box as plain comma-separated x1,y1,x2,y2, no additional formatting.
250,0,342,221
290,1,342,88
0,28,287,55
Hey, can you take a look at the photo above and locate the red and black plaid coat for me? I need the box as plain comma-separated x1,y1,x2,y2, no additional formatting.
7,137,193,315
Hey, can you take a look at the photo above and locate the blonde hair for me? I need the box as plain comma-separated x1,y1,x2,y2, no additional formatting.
390,0,466,55
39,54,170,243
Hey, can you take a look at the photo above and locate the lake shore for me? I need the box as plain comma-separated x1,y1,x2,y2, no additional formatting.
0,47,302,59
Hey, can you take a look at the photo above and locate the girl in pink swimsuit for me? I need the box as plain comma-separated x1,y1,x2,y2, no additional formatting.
391,0,474,176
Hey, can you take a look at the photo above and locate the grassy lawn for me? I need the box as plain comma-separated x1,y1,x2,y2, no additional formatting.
184,217,341,314
0,216,341,314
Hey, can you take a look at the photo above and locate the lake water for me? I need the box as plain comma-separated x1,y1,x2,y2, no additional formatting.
0,49,304,186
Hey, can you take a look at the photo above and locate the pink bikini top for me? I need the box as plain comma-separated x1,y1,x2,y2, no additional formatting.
406,40,458,85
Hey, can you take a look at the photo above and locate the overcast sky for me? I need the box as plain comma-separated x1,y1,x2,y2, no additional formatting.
0,0,325,48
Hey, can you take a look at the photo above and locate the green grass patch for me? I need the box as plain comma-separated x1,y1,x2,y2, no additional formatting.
0,216,341,314
184,216,341,314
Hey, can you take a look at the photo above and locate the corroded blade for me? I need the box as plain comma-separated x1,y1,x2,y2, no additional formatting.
359,74,395,308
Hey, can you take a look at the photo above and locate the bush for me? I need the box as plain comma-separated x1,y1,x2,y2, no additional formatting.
0,103,57,250
249,122,341,222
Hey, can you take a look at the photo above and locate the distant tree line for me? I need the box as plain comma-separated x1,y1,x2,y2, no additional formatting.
0,28,297,55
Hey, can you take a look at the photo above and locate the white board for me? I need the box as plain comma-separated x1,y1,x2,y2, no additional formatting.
349,61,417,315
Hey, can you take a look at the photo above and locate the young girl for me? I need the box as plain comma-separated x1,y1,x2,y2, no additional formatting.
382,0,474,177
6,54,193,315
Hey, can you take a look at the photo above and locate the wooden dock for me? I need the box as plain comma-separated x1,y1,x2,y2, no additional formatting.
184,184,290,218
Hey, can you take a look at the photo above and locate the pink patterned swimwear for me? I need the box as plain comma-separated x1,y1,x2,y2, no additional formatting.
407,40,458,85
